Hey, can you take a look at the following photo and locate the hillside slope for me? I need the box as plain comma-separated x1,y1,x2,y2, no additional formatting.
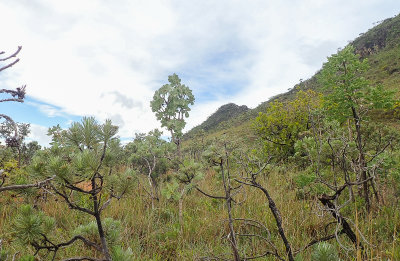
184,13,400,143
188,103,249,134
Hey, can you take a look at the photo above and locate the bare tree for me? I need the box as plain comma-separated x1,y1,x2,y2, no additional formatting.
0,46,50,192
199,141,242,261
235,153,294,261
0,46,26,148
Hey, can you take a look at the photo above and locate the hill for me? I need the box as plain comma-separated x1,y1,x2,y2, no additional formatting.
184,13,400,143
185,103,249,137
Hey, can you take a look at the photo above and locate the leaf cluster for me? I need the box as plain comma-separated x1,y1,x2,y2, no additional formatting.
150,74,195,139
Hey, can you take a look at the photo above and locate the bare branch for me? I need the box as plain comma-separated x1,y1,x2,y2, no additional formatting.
0,175,55,192
295,232,343,253
0,58,19,72
195,186,226,200
49,183,95,216
0,46,22,61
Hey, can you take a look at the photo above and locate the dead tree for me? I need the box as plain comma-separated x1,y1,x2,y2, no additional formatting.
197,141,244,261
0,46,25,145
0,46,26,167
0,46,46,190
235,154,294,261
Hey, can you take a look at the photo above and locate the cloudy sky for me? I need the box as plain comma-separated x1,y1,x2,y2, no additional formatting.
0,0,399,145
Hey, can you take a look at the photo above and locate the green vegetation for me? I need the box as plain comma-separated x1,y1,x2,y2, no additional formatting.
150,73,195,155
1,14,400,261
254,90,321,161
188,103,249,135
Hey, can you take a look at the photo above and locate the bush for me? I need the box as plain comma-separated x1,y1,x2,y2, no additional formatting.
311,242,339,261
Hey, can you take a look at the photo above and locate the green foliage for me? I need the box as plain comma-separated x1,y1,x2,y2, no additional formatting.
126,129,173,179
20,141,41,164
0,250,8,261
162,159,204,201
254,90,321,160
176,159,204,186
162,180,180,201
294,170,316,189
47,124,67,146
319,45,394,123
294,253,304,261
111,246,134,261
2,15,400,260
0,122,30,145
202,136,238,164
31,117,120,183
311,242,339,261
150,73,195,141
74,218,122,248
106,168,137,196
25,117,131,259
17,256,35,261
13,205,55,245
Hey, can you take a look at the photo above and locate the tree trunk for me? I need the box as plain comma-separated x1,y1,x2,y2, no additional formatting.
221,161,241,261
256,184,294,261
94,212,112,261
226,196,241,261
351,107,371,212
17,147,21,168
92,176,112,260
178,187,185,233
148,175,155,210
319,194,364,252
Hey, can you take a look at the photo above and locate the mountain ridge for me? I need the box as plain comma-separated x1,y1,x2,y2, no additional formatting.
185,13,400,141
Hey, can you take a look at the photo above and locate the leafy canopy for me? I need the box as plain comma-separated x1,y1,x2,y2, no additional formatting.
319,45,394,123
150,73,195,140
254,90,322,160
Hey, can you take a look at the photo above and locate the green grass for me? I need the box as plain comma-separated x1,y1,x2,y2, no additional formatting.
1,165,399,260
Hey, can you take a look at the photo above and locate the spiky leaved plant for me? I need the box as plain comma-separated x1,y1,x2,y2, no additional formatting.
311,242,340,261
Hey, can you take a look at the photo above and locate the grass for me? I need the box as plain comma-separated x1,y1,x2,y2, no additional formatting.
1,162,399,260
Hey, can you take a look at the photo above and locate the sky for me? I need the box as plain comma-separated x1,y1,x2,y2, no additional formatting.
0,0,399,146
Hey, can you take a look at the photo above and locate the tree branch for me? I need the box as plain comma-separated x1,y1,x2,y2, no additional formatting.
195,186,226,200
0,46,22,61
0,175,55,193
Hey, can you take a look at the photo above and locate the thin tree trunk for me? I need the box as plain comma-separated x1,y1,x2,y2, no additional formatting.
256,184,294,261
94,212,112,261
221,161,241,261
17,147,21,168
92,176,112,260
148,175,155,210
178,187,185,233
351,107,371,212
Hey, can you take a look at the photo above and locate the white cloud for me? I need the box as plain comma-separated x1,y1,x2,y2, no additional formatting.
1,0,399,138
26,101,66,118
26,124,52,147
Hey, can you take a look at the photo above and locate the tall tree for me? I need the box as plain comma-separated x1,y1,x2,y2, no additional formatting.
319,45,394,212
150,73,195,156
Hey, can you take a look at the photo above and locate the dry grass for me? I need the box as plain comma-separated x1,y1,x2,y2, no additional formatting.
0,165,399,260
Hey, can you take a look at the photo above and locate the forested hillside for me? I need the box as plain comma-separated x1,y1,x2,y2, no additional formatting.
1,13,400,261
